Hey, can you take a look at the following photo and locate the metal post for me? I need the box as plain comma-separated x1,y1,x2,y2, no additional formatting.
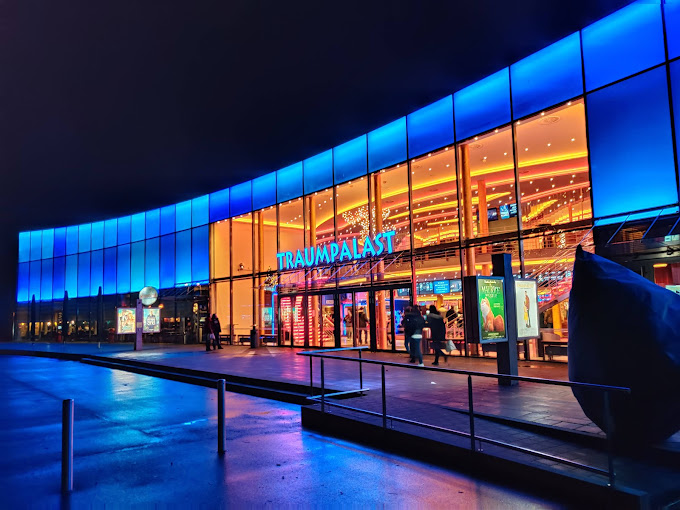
217,379,225,455
604,391,615,487
61,399,73,493
468,376,476,452
359,349,363,390
321,358,325,413
381,365,387,429
309,356,314,396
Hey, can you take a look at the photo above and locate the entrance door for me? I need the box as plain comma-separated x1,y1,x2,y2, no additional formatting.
354,291,369,347
319,294,336,348
392,287,410,351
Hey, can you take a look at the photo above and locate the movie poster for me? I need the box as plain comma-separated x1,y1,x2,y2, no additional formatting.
117,308,136,335
477,277,507,343
143,308,161,334
515,279,539,339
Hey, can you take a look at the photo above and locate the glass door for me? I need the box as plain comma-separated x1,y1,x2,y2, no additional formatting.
339,292,354,347
374,290,390,350
319,294,336,348
354,291,369,346
393,287,410,351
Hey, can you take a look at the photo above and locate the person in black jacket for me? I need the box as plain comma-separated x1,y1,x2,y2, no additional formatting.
426,304,447,365
404,306,425,366
210,314,223,350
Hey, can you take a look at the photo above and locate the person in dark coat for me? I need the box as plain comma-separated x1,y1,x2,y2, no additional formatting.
426,304,447,365
209,314,222,350
404,306,425,366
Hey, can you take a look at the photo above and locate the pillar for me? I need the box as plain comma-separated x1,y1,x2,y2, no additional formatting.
308,197,319,346
492,253,519,386
460,144,476,275
374,173,388,350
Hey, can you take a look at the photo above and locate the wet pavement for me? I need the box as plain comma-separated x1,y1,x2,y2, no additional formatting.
1,355,564,508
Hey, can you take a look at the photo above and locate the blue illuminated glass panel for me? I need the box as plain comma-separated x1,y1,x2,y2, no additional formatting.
230,181,252,216
17,263,29,302
66,226,79,255
77,253,90,298
116,244,131,294
253,173,277,209
54,228,66,257
303,150,333,194
588,67,677,219
30,231,41,261
407,96,454,158
131,241,145,292
209,188,230,222
104,219,117,248
131,213,145,242
277,163,303,202
78,224,91,253
368,117,407,172
145,237,160,290
333,135,367,184
90,250,103,296
18,232,30,263
103,248,117,295
175,230,192,285
582,1,665,91
511,33,583,119
41,229,54,259
455,68,511,140
192,195,209,227
29,260,41,301
160,234,175,289
160,205,176,235
91,222,104,251
41,259,53,301
192,226,209,283
117,216,131,245
53,257,65,299
672,60,680,153
145,209,160,239
176,200,192,231
667,0,680,59
65,255,78,298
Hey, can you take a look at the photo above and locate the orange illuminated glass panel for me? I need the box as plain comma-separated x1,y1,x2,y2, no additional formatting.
458,127,516,239
370,165,410,251
278,198,304,269
461,241,520,278
232,278,253,336
231,214,253,275
255,207,277,273
210,220,230,279
516,100,591,231
335,177,369,250
305,188,335,248
410,147,458,248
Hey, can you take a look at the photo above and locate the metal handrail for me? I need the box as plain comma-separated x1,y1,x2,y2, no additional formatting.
298,346,629,487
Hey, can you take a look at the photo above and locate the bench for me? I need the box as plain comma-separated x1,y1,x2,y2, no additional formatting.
261,335,277,346
237,334,251,345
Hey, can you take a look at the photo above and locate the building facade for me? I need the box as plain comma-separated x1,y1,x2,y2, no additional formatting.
15,0,680,361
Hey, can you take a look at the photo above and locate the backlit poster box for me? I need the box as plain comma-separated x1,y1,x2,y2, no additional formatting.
143,308,161,333
477,276,507,343
117,308,136,334
515,279,539,340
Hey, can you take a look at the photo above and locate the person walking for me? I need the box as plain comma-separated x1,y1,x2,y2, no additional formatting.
405,306,425,366
357,307,369,344
210,313,223,349
426,304,447,366
205,315,215,351
401,310,410,358
344,310,353,344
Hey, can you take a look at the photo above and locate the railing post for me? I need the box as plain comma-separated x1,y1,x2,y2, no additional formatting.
61,399,73,493
217,379,225,455
381,365,387,429
321,358,325,413
468,376,476,452
309,356,314,396
604,390,615,488
359,349,363,390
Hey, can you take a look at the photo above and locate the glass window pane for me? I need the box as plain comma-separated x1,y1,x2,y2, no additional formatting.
411,147,458,248
304,188,335,258
117,216,131,245
131,241,145,292
278,199,304,270
210,188,230,223
104,247,116,295
588,67,677,218
667,0,680,59
672,60,680,158
304,150,333,195
91,222,104,251
41,259,53,301
16,262,28,301
66,254,78,297
458,127,517,239
370,164,411,251
407,96,454,159
232,278,253,337
175,230,192,284
277,163,303,203
145,209,160,239
90,250,103,296
160,234,175,289
368,117,407,172
30,230,42,261
78,224,91,253
232,213,253,274
29,260,41,301
192,226,209,283
230,181,252,217
336,176,369,262
582,1,665,91
211,220,230,279
54,227,66,257
176,200,192,232
160,205,176,235
255,207,277,273
455,68,511,141
212,281,231,338
18,232,30,263
78,253,90,297
145,237,160,290
66,226,79,255
192,195,209,227
42,229,54,259
253,173,277,210
53,257,65,299
516,100,591,230
116,244,131,294
511,33,583,119
104,219,117,248
333,135,367,184
130,213,145,242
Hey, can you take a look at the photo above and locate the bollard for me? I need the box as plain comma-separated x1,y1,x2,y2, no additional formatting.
217,379,225,455
468,376,476,452
62,399,73,493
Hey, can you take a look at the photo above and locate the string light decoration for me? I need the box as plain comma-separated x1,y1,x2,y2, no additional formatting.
342,205,391,237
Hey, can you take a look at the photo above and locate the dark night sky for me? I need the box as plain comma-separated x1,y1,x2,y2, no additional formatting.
0,0,633,334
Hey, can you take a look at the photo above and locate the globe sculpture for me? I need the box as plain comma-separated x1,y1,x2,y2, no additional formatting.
568,246,680,445
139,286,159,306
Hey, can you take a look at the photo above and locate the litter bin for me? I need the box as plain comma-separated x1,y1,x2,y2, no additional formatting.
250,327,260,349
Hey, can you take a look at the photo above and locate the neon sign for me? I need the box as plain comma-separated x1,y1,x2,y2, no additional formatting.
276,230,396,270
